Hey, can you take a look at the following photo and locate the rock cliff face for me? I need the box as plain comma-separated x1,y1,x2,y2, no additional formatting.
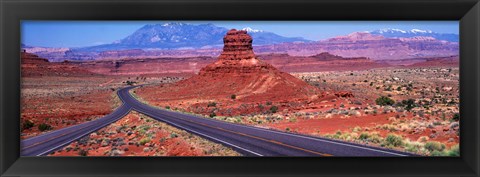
218,30,255,60
21,52,94,77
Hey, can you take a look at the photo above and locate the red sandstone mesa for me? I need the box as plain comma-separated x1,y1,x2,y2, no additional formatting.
21,52,95,77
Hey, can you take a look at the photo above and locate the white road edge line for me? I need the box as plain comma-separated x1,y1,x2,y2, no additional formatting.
35,108,132,156
23,90,128,144
250,127,409,156
203,118,409,156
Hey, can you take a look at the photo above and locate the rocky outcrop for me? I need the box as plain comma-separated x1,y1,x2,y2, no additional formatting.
335,91,354,98
145,29,324,103
218,29,256,61
199,29,277,75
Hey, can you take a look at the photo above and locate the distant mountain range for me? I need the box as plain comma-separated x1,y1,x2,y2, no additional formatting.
22,24,459,62
75,23,311,52
369,28,458,42
254,32,458,60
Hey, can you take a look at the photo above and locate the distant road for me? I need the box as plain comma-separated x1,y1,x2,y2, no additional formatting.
21,86,413,157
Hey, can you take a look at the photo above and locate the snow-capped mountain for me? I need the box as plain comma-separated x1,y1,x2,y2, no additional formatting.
242,27,264,33
76,23,310,52
369,28,458,42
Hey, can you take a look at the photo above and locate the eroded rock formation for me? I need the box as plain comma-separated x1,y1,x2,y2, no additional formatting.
143,29,324,103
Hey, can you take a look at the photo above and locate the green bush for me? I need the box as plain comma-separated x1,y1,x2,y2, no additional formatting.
125,80,137,86
405,143,422,153
38,123,52,131
270,106,278,113
139,137,151,146
376,96,395,106
22,120,34,130
207,102,217,107
358,133,370,141
452,113,460,121
165,106,170,109
400,99,416,111
78,149,88,156
430,150,447,156
209,112,216,118
424,141,446,152
447,144,460,156
384,134,403,147
231,94,236,99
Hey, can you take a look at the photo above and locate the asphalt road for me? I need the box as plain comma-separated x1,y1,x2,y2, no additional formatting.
21,86,414,157
20,92,132,156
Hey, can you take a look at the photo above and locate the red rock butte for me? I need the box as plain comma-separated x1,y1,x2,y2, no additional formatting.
199,29,277,76
219,29,255,60
141,29,324,105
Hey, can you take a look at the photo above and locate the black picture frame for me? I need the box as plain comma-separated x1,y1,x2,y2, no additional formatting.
1,0,479,176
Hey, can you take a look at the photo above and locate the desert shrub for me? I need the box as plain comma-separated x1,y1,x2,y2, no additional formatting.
170,133,178,138
424,141,446,152
231,94,236,99
138,125,150,133
270,106,278,113
376,96,395,106
384,85,392,91
125,80,136,86
384,134,403,147
266,101,272,105
400,99,416,111
405,142,423,153
447,144,460,156
165,106,170,109
139,137,151,145
358,133,370,140
22,120,34,130
38,123,52,131
367,134,383,144
78,149,88,156
285,127,291,132
207,102,217,107
257,104,264,110
352,126,362,132
452,113,460,121
209,112,216,118
430,150,447,156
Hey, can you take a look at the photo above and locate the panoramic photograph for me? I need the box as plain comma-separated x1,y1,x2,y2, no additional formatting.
20,21,459,157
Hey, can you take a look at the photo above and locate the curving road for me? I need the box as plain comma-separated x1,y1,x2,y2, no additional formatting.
21,86,414,157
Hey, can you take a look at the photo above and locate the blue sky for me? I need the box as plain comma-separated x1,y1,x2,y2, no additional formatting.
21,21,459,48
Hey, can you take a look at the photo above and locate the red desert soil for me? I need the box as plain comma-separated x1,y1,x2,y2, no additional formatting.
20,52,123,139
266,111,458,148
21,88,119,139
49,111,240,156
